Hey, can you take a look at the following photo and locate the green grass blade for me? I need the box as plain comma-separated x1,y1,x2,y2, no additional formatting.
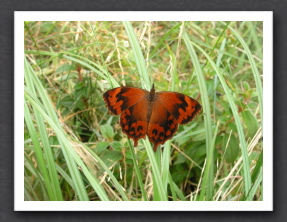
247,167,262,201
168,173,186,201
24,102,59,200
25,50,119,88
25,61,63,201
123,21,151,89
128,143,149,201
123,21,167,200
143,140,168,201
183,32,214,201
81,144,130,201
226,23,263,127
25,91,109,200
190,40,252,200
25,58,109,201
162,141,171,193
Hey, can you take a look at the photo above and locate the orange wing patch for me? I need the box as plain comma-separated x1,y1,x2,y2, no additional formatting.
148,101,178,151
157,92,202,124
120,100,149,147
103,85,202,151
103,87,148,115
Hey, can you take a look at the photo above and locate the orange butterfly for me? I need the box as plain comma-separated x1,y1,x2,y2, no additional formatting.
103,84,202,151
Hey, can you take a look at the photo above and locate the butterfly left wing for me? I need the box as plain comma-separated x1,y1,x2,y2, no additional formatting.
120,99,149,147
103,86,148,115
103,86,149,147
156,91,202,125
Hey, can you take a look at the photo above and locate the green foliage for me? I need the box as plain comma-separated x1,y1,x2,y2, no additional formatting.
224,134,240,163
24,21,263,201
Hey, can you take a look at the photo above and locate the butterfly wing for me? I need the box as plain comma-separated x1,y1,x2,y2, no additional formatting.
103,86,149,115
147,101,178,151
120,99,149,147
103,86,202,151
103,86,149,147
156,91,202,125
147,91,201,151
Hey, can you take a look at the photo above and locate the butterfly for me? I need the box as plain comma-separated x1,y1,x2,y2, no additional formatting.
103,84,202,151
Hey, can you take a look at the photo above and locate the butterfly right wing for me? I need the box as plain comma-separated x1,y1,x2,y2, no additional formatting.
156,91,202,125
147,100,178,151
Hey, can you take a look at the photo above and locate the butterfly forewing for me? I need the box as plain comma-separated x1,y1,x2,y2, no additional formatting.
103,87,148,115
156,92,202,125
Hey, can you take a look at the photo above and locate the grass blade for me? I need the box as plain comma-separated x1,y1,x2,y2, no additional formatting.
190,39,252,200
183,32,214,201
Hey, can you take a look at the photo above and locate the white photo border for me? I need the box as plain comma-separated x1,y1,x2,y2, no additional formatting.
15,11,273,211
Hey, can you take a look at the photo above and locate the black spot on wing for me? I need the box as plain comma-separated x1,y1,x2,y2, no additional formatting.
114,88,130,112
149,113,178,145
120,105,135,133
180,102,202,124
152,129,158,135
169,94,188,120
119,105,147,147
137,126,143,131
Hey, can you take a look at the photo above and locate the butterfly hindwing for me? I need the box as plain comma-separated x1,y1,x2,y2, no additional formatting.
147,101,178,151
157,92,202,125
120,100,149,147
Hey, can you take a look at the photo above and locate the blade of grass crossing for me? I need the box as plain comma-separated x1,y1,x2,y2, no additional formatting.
123,22,167,200
149,23,181,59
24,102,58,200
183,32,214,201
168,173,186,201
190,41,252,200
25,60,63,201
25,50,119,87
226,24,263,128
143,140,168,201
25,59,89,200
25,58,109,200
123,21,151,89
81,144,130,201
127,140,148,201
25,92,109,200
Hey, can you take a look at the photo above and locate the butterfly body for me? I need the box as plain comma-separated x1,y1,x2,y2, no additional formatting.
103,84,202,151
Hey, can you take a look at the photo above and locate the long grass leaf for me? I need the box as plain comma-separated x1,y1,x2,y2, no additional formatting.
226,23,263,127
190,40,252,200
183,32,214,201
123,21,151,89
25,58,109,201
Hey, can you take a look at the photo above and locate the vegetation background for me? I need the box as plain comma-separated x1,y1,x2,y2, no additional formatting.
24,21,263,201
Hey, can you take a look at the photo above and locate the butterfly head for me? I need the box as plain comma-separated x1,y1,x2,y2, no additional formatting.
149,84,156,101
